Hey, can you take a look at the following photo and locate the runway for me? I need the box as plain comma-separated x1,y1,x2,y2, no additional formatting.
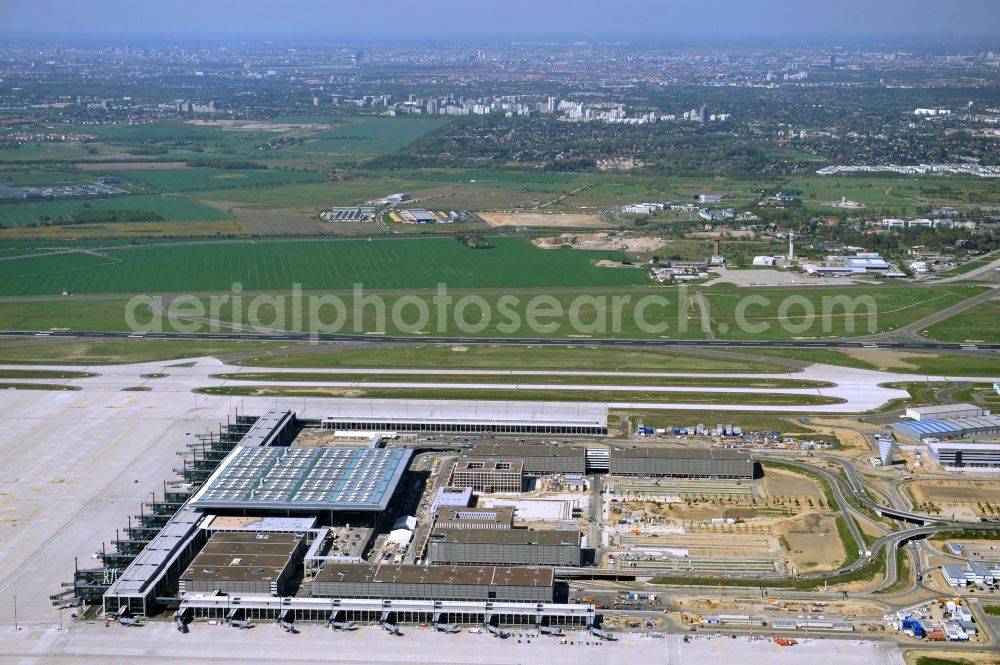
3,356,999,414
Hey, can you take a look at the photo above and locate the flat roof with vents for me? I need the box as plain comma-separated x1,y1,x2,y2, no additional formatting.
429,528,580,546
190,447,412,512
180,532,303,584
313,562,554,587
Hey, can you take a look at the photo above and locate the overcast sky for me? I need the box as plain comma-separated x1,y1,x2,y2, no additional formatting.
1,0,998,41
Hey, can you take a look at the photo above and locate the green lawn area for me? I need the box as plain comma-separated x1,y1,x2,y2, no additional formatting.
118,167,325,193
280,117,447,162
922,298,1000,343
238,344,791,373
0,194,234,227
195,178,421,208
0,236,652,296
0,339,299,364
741,348,1000,377
701,284,981,339
0,299,158,331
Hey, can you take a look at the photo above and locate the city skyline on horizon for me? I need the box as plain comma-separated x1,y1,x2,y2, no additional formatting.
1,0,998,41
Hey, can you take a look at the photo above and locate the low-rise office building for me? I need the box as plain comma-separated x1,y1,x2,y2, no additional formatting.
452,458,524,493
178,531,305,596
426,528,581,566
433,506,515,530
461,443,586,475
609,447,753,479
311,563,554,602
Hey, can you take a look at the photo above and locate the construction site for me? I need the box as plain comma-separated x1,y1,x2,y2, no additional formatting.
601,464,844,577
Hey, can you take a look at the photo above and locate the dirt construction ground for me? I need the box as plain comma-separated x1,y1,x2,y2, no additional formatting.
479,212,607,228
784,513,846,573
532,233,665,251
905,480,1000,520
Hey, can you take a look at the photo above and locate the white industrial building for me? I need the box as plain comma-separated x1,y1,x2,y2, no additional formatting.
905,403,987,421
927,441,1000,471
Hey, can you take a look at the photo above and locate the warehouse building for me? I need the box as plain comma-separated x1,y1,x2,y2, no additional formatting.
927,442,1000,470
178,531,305,596
311,563,554,602
452,458,524,493
433,506,515,530
321,399,607,435
609,447,753,479
892,415,1000,442
905,404,987,421
462,443,587,475
427,528,581,566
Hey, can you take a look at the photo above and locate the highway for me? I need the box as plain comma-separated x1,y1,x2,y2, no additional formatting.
4,329,1000,350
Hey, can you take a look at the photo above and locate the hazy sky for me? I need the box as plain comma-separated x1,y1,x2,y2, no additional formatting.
1,0,998,41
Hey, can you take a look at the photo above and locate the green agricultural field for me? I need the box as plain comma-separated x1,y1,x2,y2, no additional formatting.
281,117,447,162
119,167,325,193
701,284,981,339
0,169,90,186
0,200,89,227
0,236,652,296
366,169,591,193
0,141,126,162
195,177,422,208
0,194,234,227
793,174,999,211
922,298,1000,343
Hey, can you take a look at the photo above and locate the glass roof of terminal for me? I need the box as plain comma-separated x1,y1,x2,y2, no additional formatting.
191,446,411,512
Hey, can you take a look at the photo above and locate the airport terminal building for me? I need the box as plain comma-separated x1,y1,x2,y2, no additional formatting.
321,399,607,435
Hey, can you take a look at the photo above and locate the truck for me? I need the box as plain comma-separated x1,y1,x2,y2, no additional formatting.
486,624,510,638
329,620,358,631
539,625,565,637
381,621,402,636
